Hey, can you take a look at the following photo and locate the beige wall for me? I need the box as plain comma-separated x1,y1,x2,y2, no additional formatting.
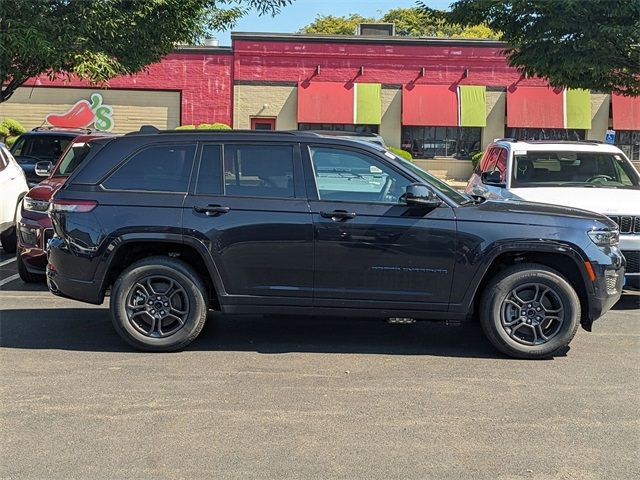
587,93,610,141
380,88,401,148
0,87,180,133
234,85,298,130
482,90,506,149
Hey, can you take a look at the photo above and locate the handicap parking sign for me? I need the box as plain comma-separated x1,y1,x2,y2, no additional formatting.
605,130,616,144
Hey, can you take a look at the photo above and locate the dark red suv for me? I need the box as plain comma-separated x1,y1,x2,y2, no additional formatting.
17,134,114,282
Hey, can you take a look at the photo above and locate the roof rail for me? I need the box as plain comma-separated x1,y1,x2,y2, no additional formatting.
31,126,93,133
493,137,517,143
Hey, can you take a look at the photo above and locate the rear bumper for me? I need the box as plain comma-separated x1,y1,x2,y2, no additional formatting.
46,236,103,304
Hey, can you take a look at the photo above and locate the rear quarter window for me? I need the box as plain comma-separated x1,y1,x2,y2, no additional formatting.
102,144,196,192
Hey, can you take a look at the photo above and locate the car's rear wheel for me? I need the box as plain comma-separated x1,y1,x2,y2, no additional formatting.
479,263,580,359
110,256,208,352
17,252,46,283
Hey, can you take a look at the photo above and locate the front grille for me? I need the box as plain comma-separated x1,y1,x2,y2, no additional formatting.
605,274,618,292
608,216,640,234
622,250,640,274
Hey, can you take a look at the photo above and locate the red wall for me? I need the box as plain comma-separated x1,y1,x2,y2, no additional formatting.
233,38,548,88
23,52,234,127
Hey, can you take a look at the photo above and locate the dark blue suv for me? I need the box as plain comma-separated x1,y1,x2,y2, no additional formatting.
46,129,625,358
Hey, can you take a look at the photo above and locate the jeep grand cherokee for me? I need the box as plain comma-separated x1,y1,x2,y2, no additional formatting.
46,129,625,358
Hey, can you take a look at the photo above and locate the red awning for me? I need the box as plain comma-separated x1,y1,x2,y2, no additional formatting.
507,87,564,128
612,94,640,130
297,82,354,124
402,85,457,126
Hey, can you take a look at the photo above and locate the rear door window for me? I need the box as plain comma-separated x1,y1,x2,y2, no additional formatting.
223,144,295,198
103,144,196,192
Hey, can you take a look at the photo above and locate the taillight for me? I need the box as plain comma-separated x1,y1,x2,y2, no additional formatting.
50,199,98,213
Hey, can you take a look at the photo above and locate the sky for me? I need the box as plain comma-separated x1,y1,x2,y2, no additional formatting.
213,0,453,45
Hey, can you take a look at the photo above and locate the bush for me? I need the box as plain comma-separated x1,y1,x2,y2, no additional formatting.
6,136,18,147
0,124,9,139
389,146,413,161
175,123,232,130
1,118,26,136
471,150,484,169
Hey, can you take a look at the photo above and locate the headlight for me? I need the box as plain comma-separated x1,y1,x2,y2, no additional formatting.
588,229,619,246
23,197,50,213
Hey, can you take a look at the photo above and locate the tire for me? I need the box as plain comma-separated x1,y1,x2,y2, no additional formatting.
110,256,208,352
1,227,17,253
479,263,580,359
17,253,46,283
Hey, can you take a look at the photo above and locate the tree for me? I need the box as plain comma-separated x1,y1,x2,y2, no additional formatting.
300,14,375,35
419,0,640,96
299,7,497,39
0,0,292,103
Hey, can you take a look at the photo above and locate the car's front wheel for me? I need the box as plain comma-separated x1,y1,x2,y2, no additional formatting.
110,256,208,352
479,263,580,359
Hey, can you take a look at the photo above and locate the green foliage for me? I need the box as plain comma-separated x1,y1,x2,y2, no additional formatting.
0,124,9,139
1,1,293,103
6,136,18,147
389,146,413,161
420,0,640,96
175,123,231,130
0,118,26,136
300,14,375,35
197,123,232,129
300,7,497,39
471,150,483,169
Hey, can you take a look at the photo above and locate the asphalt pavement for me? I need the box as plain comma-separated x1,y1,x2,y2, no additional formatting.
1,249,639,480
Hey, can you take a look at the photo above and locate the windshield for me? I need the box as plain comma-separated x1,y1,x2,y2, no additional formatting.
10,135,72,163
385,150,472,204
511,151,640,189
54,142,92,176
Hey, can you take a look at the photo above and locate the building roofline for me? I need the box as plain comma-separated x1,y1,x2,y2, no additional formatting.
173,45,234,54
231,31,506,48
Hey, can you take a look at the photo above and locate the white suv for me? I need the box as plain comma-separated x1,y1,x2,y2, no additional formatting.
0,143,29,253
466,140,640,288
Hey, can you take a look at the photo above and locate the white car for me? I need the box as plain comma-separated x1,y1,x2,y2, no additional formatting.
0,143,29,253
466,139,640,288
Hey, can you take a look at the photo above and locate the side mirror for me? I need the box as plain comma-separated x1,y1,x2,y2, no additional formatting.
404,183,442,208
35,161,53,177
481,170,505,187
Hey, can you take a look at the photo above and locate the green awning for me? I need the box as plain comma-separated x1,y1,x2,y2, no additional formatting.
355,83,382,124
566,89,591,129
458,85,486,127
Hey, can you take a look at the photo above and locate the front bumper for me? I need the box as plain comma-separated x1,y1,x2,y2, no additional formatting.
17,214,54,274
582,256,625,331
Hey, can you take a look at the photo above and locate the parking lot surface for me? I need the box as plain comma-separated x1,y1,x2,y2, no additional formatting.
1,250,639,480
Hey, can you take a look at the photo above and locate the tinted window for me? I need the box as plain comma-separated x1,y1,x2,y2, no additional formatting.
104,144,196,192
196,145,222,195
310,146,411,204
11,135,72,162
223,144,294,198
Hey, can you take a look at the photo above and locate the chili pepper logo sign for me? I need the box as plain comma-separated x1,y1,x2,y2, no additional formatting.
45,93,114,132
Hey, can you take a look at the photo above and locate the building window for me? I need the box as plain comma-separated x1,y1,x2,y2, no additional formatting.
298,123,379,134
506,128,586,141
615,130,640,161
401,127,481,159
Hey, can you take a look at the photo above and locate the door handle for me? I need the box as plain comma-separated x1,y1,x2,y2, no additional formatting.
320,210,356,221
194,205,230,216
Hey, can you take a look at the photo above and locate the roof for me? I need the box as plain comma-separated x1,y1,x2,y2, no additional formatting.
494,139,624,153
231,31,505,48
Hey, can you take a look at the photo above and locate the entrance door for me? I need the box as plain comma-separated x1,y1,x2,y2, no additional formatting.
250,117,276,130
305,145,457,309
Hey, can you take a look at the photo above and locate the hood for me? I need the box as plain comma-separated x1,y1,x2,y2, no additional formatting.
508,187,640,216
458,198,617,231
26,176,67,201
